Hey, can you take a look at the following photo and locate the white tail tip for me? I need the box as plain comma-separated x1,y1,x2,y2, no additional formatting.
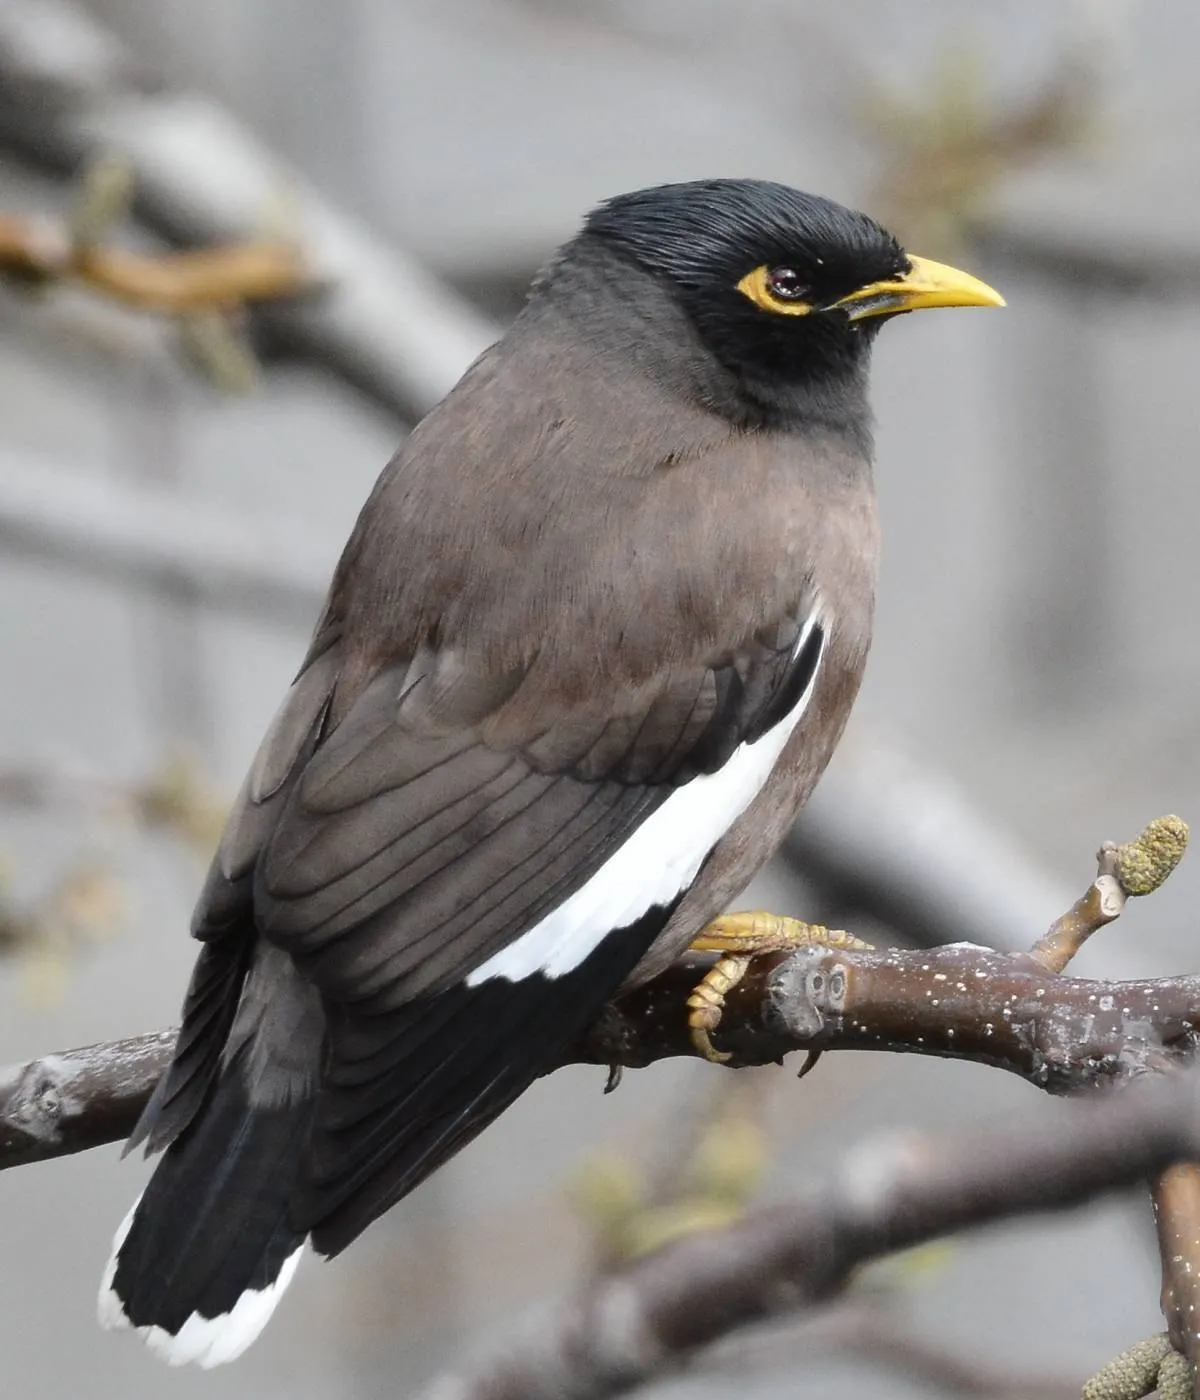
98,1196,305,1367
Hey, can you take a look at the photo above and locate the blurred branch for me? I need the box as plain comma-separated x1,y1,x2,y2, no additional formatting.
855,22,1200,303
0,151,311,388
0,210,306,314
0,0,498,420
709,1297,1080,1400
861,36,1097,255
572,1070,775,1268
0,750,227,854
0,857,130,1001
0,752,225,1000
1153,1166,1200,1369
420,1076,1200,1400
974,221,1200,299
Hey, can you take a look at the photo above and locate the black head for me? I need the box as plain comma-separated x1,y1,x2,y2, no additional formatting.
572,179,1001,427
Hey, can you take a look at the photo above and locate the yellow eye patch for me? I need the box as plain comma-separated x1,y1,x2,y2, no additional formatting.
736,265,814,316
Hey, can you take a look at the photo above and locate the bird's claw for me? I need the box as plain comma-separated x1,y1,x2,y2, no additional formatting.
685,911,871,1064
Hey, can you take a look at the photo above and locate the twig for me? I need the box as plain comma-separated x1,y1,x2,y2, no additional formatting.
0,210,307,314
582,951,1200,1093
1030,817,1188,974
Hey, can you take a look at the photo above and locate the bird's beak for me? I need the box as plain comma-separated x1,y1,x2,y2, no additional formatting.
830,255,1006,322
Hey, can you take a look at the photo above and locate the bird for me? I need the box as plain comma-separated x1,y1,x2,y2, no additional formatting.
98,177,1003,1366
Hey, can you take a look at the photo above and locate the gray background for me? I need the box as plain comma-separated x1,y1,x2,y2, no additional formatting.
0,0,1194,1395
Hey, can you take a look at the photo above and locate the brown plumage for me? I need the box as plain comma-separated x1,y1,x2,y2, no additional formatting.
99,178,1002,1366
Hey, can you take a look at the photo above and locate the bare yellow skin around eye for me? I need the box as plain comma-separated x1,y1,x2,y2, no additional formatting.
735,265,815,317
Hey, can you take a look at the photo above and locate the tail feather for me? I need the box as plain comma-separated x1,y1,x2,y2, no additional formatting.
98,1055,312,1367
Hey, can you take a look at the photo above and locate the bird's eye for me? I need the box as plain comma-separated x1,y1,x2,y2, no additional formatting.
735,264,814,315
765,267,809,301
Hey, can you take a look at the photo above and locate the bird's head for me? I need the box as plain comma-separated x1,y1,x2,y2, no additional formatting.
573,178,1004,427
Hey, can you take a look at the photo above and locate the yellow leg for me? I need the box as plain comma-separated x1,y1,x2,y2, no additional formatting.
686,911,872,1063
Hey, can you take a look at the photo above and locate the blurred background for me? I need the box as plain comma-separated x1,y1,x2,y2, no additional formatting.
0,0,1196,1396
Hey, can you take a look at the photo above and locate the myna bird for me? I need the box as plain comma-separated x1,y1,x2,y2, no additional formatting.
99,178,1002,1365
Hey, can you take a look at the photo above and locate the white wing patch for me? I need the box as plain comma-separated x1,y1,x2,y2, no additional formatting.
98,1194,305,1368
468,614,826,985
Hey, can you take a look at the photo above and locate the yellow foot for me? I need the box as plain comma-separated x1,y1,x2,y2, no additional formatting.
685,911,872,1064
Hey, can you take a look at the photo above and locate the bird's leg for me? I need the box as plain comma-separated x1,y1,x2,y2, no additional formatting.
686,911,872,1063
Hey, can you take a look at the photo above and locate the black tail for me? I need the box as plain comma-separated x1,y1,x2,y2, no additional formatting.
99,1053,313,1368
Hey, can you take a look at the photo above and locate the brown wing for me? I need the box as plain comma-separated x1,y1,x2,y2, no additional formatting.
228,612,821,1005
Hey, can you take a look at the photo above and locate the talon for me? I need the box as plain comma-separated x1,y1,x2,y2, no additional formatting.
685,912,869,1066
796,1049,823,1079
604,1065,624,1094
691,1025,731,1064
687,955,749,1062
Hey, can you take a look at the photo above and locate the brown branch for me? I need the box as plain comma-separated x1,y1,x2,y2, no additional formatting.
1155,1165,1200,1377
0,210,307,314
3,810,1198,1172
7,948,1200,1172
582,950,1200,1095
416,1075,1200,1400
0,1029,175,1168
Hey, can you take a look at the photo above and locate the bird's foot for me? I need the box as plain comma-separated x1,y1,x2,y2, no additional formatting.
686,911,872,1063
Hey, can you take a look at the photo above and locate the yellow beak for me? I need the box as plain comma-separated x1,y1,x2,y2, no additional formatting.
831,255,1006,322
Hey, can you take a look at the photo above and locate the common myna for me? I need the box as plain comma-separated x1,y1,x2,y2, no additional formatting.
99,178,1002,1364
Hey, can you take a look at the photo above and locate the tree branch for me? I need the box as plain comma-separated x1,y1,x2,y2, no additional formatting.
0,209,306,314
0,1028,175,1168
417,1076,1200,1400
1,819,1194,1167
6,942,1200,1171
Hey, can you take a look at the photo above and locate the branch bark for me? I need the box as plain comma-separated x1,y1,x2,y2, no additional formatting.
0,1028,175,1168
